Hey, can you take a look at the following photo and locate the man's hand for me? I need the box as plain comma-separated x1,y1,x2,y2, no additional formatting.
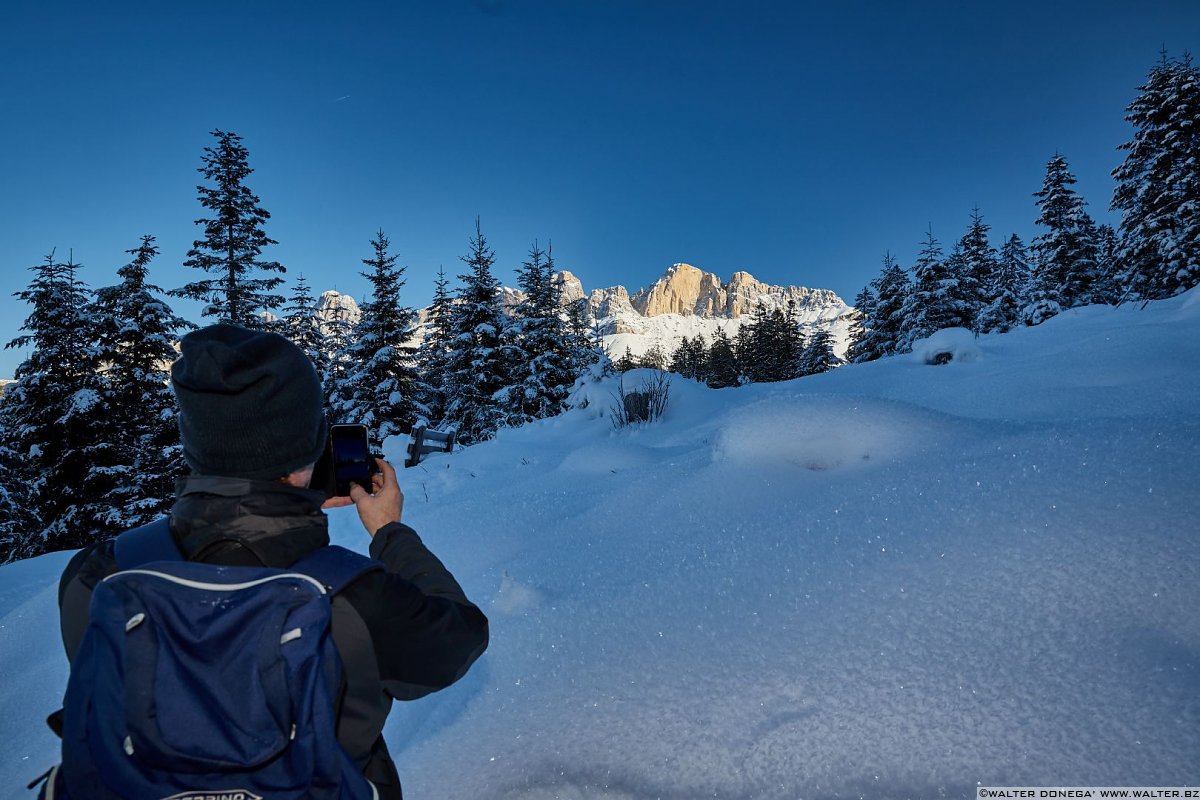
348,457,404,536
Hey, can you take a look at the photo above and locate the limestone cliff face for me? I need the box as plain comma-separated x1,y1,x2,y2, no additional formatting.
503,262,848,327
588,285,635,320
315,290,361,328
556,271,587,305
723,271,845,319
624,263,844,320
630,263,727,317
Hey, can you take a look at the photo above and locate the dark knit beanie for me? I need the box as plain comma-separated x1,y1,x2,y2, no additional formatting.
171,324,328,480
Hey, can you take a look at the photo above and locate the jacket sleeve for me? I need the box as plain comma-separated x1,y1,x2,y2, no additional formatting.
349,522,489,700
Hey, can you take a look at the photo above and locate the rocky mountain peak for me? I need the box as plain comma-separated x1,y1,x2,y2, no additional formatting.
556,271,587,304
315,290,361,327
618,263,847,321
629,263,725,317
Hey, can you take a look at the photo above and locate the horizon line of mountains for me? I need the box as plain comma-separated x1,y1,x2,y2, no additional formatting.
318,262,853,333
0,264,855,386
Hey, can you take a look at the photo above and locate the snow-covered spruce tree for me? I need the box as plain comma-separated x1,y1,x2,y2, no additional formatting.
799,328,841,376
319,295,356,416
739,304,774,382
705,327,740,388
978,233,1032,333
92,236,192,526
854,252,911,361
279,275,329,381
563,296,605,378
442,219,508,445
502,242,574,426
733,322,754,379
669,334,707,381
1091,224,1122,305
613,346,638,372
901,228,974,348
743,302,803,383
416,265,456,426
956,207,997,326
843,285,875,364
1112,51,1200,301
637,342,669,371
172,129,285,328
0,394,42,564
1028,153,1100,319
336,230,425,449
3,252,113,556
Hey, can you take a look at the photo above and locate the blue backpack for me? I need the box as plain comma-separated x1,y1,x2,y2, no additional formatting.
41,518,383,800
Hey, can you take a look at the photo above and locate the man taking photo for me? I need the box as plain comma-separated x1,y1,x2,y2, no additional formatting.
51,323,489,799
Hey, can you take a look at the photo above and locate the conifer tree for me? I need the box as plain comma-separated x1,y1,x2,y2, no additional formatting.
799,328,841,375
503,242,574,426
443,218,508,444
742,304,775,381
337,230,424,449
957,207,997,326
733,323,754,379
1112,51,1200,301
705,327,740,388
862,252,912,359
280,275,328,379
319,295,357,415
901,228,974,347
978,233,1032,333
637,342,669,371
0,415,40,563
93,236,191,526
1028,154,1100,316
668,335,689,377
669,334,708,382
743,303,803,382
173,130,285,327
416,266,456,425
3,252,110,556
1091,224,1122,305
613,346,638,372
844,285,875,364
563,296,605,379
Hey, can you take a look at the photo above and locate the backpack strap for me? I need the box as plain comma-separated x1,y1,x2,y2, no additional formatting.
114,517,180,570
291,545,383,596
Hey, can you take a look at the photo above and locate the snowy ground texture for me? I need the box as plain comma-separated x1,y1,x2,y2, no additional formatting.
3,290,1199,799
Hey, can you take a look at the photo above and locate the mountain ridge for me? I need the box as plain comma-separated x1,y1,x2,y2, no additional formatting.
317,262,855,361
563,262,854,360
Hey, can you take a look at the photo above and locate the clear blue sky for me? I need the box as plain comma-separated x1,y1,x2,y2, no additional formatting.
2,0,1196,379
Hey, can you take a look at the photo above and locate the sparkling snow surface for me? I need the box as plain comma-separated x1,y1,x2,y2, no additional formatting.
3,290,1198,798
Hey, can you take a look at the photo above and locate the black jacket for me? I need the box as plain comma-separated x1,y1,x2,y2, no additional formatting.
57,476,489,799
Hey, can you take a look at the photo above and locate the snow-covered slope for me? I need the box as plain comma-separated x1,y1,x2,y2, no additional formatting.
3,289,1198,798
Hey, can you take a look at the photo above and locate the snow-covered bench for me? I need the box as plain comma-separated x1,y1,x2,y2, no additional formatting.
405,424,457,468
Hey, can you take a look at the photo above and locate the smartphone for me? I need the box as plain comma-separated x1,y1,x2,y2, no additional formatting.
311,424,380,497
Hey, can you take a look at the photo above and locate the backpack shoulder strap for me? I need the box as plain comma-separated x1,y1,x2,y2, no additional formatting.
113,517,180,570
291,545,383,596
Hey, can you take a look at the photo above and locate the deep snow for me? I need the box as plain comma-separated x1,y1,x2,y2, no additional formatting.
2,290,1198,799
